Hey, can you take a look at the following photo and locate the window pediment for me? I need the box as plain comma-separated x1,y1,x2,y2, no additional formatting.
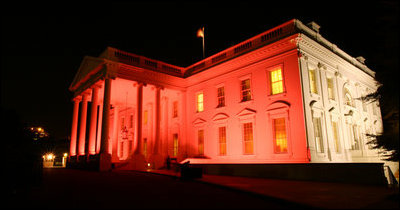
267,100,290,111
212,113,229,122
192,118,206,127
236,108,257,117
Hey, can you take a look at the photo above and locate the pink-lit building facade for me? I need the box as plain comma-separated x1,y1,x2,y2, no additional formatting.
68,19,398,179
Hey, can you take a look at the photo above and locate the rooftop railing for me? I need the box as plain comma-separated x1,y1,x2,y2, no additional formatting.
106,47,185,77
183,20,295,77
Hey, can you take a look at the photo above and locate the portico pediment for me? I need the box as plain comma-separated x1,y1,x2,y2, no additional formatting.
70,56,105,91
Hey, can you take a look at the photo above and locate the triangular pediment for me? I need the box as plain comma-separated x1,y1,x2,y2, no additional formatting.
192,118,206,127
69,56,105,91
236,108,257,117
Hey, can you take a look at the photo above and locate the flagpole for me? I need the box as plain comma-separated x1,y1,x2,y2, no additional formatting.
202,27,205,59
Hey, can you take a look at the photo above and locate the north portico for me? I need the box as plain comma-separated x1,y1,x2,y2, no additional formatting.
68,49,187,171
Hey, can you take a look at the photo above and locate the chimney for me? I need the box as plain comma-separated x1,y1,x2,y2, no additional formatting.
356,56,366,64
307,21,320,33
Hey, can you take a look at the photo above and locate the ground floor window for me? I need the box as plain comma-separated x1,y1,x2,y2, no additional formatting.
198,129,204,155
218,126,227,155
273,118,287,153
313,117,324,153
331,120,341,153
243,122,254,154
173,133,178,157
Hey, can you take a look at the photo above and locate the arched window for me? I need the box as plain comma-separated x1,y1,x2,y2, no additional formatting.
344,88,354,107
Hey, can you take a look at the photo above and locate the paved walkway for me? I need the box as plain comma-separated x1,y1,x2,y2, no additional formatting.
146,169,399,209
8,168,308,209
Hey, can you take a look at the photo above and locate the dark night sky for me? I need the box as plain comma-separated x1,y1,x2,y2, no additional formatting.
1,1,398,139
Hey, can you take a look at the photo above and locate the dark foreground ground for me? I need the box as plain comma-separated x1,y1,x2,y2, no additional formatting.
6,168,310,209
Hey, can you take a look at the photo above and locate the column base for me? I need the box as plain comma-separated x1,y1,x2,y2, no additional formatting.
148,154,164,169
99,153,112,171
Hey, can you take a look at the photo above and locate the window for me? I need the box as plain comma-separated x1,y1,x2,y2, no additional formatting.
240,79,252,102
243,122,254,154
173,101,178,118
173,133,178,157
362,100,367,112
273,118,287,153
121,117,125,129
270,68,284,95
350,124,360,150
344,89,354,107
129,114,134,128
313,117,324,153
144,110,148,125
217,86,225,107
309,69,318,94
218,127,227,155
143,138,148,158
331,121,340,153
196,92,204,112
327,78,335,100
198,129,204,155
372,102,377,115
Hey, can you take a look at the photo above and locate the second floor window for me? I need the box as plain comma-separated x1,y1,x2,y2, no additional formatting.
173,101,178,118
309,69,318,94
327,78,335,100
241,79,252,102
196,92,204,112
217,86,225,107
270,68,284,95
144,110,148,125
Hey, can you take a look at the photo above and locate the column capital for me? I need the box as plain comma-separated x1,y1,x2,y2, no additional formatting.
90,83,102,89
72,96,82,102
151,84,164,91
133,81,147,87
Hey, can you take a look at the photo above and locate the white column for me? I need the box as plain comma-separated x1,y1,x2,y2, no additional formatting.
96,104,103,154
112,105,119,161
78,93,89,156
88,86,100,155
69,97,81,156
100,77,112,154
134,83,144,155
153,86,161,154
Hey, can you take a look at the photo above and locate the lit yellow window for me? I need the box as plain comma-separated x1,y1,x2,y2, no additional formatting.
219,127,226,155
197,92,204,112
309,69,318,94
243,123,253,154
173,134,178,157
143,138,148,158
198,129,204,155
327,78,335,100
331,121,340,153
274,118,287,153
270,69,284,95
